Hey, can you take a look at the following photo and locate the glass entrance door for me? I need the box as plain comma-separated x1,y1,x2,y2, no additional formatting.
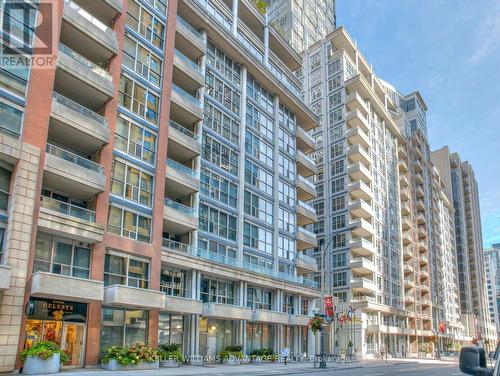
61,323,85,367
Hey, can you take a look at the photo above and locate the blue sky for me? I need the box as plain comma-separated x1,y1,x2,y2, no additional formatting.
337,0,500,248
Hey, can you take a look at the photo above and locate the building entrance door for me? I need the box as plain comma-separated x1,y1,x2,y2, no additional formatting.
61,323,85,367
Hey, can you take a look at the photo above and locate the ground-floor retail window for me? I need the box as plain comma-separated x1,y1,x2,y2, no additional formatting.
24,298,87,368
199,318,237,357
100,307,148,355
246,323,272,354
158,313,183,347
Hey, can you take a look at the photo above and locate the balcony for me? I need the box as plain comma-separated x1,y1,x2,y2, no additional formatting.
252,310,290,325
0,265,11,290
418,225,427,239
415,172,424,185
403,246,413,260
44,144,105,199
55,44,114,111
73,0,122,24
420,255,429,265
165,159,200,197
173,49,204,92
401,201,411,216
418,240,428,253
296,126,316,154
351,277,376,293
296,253,318,274
350,257,375,275
401,217,411,230
348,162,372,184
348,144,372,168
346,91,369,117
296,227,317,250
349,199,373,220
49,92,109,155
416,199,425,212
163,198,198,235
346,109,370,133
38,196,104,243
405,295,415,304
297,176,317,201
349,181,372,201
420,270,429,279
164,295,202,315
168,120,201,162
61,0,118,62
398,159,408,173
30,272,104,302
350,218,374,238
404,278,415,288
202,302,252,320
398,145,407,159
402,231,412,245
400,187,410,201
421,298,432,307
346,126,370,150
175,16,206,61
296,201,317,226
416,186,425,198
403,264,414,275
104,285,165,309
400,172,409,187
350,238,375,257
297,150,317,177
416,213,426,224
170,84,203,125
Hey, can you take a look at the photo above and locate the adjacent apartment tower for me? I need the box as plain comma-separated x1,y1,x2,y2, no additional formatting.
485,244,500,336
0,0,323,371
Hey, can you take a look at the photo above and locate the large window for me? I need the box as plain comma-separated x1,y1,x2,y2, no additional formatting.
110,159,154,207
247,287,272,310
160,268,186,297
206,40,241,86
198,238,237,259
0,166,11,212
0,101,23,138
202,134,239,176
200,168,237,208
278,180,296,207
203,101,239,144
247,75,274,114
101,307,148,353
158,313,183,347
278,236,295,261
279,104,295,133
244,160,273,195
279,128,295,156
279,154,295,181
282,294,294,314
123,34,162,86
33,234,90,279
114,115,157,165
205,72,240,115
244,190,273,225
119,75,159,125
199,204,237,241
104,252,149,288
200,277,235,305
107,205,152,243
126,0,165,48
243,222,273,255
246,102,274,141
245,132,273,168
279,207,295,233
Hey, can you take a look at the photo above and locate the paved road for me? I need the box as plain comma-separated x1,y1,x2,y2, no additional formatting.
57,360,467,376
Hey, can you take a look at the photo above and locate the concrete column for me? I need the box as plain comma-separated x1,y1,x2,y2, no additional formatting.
263,13,269,65
272,95,280,272
236,66,248,261
231,0,239,35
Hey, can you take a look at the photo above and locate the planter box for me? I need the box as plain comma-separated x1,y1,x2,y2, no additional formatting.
159,360,179,368
23,353,60,375
101,359,159,371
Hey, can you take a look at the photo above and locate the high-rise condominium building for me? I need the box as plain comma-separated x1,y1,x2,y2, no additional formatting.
485,244,500,336
268,0,336,53
0,0,321,371
301,27,408,357
431,147,496,342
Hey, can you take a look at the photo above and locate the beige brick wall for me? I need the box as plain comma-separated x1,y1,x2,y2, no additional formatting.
0,138,40,372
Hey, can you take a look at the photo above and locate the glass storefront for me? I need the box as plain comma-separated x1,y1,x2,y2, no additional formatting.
246,323,273,354
199,318,236,357
24,298,87,367
158,313,183,346
100,307,148,355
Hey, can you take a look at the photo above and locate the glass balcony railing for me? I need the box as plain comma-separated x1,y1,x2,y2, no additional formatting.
162,239,319,289
66,0,117,39
41,196,96,222
58,43,112,81
46,143,104,174
164,198,198,216
166,158,199,178
298,175,316,191
52,92,108,127
174,49,201,71
298,200,316,213
172,84,202,108
176,16,203,39
169,120,199,140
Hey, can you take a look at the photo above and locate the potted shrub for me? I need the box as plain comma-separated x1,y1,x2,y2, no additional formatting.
219,345,243,365
249,348,277,363
20,341,67,375
157,343,182,368
101,343,159,371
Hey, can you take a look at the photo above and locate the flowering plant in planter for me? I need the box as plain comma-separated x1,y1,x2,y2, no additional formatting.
308,316,325,334
20,341,68,364
157,343,182,362
102,344,157,366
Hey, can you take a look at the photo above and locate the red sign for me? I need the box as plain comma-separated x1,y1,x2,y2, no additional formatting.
324,296,334,317
439,321,446,334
